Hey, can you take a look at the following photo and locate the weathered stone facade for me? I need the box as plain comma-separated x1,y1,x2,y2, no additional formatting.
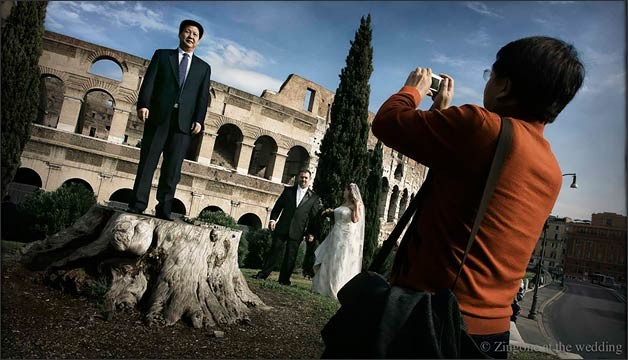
12,31,427,241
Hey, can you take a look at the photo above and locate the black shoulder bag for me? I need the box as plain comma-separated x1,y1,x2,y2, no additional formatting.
321,117,513,359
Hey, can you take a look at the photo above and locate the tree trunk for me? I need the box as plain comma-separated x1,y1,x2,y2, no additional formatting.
19,205,268,328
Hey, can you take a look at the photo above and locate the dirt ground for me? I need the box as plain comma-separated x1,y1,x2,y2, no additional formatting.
1,246,338,359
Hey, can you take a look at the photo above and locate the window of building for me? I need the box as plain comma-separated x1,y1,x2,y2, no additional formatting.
304,88,315,112
123,134,128,144
89,127,96,137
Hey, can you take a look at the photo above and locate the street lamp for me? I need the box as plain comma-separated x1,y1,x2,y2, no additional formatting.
528,173,577,320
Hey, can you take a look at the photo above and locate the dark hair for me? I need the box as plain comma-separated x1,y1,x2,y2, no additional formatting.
298,169,311,176
179,19,204,39
492,36,584,123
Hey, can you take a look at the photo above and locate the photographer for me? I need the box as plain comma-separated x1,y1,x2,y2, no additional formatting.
371,36,584,358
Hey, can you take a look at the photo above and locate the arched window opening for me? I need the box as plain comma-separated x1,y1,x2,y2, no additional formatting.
211,124,243,169
171,198,187,217
387,185,399,222
36,75,64,128
61,178,94,194
77,89,115,140
248,135,277,180
89,58,123,81
282,146,310,184
379,177,389,218
238,213,262,232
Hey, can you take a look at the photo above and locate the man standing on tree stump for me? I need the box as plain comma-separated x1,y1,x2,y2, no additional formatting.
128,19,210,221
254,169,322,285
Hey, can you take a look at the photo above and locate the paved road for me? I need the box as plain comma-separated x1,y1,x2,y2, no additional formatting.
545,279,626,359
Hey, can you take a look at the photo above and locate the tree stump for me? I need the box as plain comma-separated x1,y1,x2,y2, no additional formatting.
19,205,268,328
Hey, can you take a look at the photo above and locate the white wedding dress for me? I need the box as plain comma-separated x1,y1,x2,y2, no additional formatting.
312,205,364,300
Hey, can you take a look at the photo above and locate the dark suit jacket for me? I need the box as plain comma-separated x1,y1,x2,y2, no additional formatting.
271,185,322,241
137,49,211,134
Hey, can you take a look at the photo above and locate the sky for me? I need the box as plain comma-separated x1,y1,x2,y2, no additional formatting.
44,1,626,220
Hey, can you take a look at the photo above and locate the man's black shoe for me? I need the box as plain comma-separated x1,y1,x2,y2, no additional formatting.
253,272,267,280
127,207,144,215
278,280,291,286
155,211,174,221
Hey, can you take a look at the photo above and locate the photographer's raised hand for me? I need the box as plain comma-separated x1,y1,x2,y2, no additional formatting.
430,74,454,111
404,67,433,100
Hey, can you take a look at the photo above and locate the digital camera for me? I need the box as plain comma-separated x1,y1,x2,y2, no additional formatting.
430,74,443,94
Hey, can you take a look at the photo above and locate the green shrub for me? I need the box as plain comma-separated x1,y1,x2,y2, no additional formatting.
244,229,273,269
17,183,96,240
195,209,238,229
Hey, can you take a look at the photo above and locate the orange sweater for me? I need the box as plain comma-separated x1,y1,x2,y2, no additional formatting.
371,87,562,335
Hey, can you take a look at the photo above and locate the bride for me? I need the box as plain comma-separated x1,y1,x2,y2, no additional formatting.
312,183,365,300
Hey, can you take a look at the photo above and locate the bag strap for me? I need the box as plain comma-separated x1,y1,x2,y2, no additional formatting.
368,117,513,284
367,174,431,272
451,117,512,291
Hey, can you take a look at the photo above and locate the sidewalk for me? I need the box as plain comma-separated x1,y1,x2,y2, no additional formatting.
510,282,583,359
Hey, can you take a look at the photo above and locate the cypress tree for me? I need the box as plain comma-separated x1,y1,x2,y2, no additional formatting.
1,2,48,198
362,140,383,269
313,14,373,212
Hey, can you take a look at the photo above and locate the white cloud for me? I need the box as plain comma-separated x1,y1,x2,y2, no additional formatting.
465,2,503,18
47,1,177,35
580,71,626,96
580,46,622,67
431,53,469,68
465,27,491,47
211,65,283,96
454,85,484,105
202,38,270,69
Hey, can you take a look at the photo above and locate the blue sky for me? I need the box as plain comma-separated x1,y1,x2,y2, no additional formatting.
45,1,626,220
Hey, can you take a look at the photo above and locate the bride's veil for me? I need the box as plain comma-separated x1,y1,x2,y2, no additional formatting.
349,183,365,270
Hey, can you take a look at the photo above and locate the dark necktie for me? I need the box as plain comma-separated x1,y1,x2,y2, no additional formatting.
179,53,189,89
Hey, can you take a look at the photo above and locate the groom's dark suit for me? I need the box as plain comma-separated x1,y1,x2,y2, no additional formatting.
129,48,211,217
257,185,322,284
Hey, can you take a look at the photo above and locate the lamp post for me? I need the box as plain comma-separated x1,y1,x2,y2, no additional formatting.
528,173,577,320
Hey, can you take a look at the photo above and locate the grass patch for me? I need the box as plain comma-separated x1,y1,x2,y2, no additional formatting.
1,240,26,262
241,268,340,319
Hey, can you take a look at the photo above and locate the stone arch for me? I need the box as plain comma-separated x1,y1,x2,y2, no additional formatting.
399,188,409,216
248,135,277,180
61,178,94,194
76,88,115,139
394,162,404,181
209,115,244,133
89,57,124,81
6,168,43,204
379,177,389,218
86,51,128,72
201,205,224,213
172,198,187,216
211,123,243,169
238,213,262,230
109,188,133,203
387,185,399,222
13,167,42,188
282,145,310,184
37,74,65,128
107,188,133,209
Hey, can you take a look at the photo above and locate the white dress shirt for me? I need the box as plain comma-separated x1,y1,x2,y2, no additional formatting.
296,186,307,207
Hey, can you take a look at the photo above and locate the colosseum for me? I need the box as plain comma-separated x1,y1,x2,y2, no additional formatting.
8,31,427,242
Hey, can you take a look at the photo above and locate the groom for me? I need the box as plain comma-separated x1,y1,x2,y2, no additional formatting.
254,169,322,285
